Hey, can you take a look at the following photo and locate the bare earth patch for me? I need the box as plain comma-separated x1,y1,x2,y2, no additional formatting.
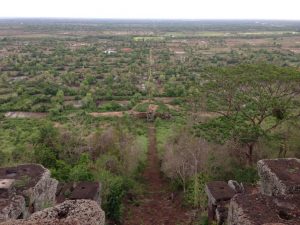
123,126,193,225
89,112,125,117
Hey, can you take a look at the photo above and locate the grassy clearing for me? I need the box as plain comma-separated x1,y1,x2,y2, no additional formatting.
238,31,300,36
188,31,300,38
155,120,176,157
136,134,148,162
134,101,169,113
133,36,165,41
196,31,230,37
0,118,45,154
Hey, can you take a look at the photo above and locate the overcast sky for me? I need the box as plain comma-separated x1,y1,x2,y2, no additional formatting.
0,0,300,20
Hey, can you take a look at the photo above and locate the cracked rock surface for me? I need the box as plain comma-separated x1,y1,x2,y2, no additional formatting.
0,200,105,225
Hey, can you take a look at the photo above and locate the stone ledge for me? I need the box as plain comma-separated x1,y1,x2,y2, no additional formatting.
0,164,58,221
258,158,300,196
228,193,300,225
0,199,105,225
205,181,235,205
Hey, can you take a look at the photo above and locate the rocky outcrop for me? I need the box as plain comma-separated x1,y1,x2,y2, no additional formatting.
257,158,300,196
0,200,105,225
0,164,106,225
227,195,254,225
0,164,58,221
56,181,101,205
0,219,81,225
228,193,300,225
205,158,300,225
24,166,58,212
31,199,105,225
205,181,236,225
0,195,25,221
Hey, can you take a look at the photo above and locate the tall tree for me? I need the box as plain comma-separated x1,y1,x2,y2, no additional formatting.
198,64,300,164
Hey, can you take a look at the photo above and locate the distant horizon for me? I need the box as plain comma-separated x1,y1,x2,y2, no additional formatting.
0,17,300,22
1,0,300,21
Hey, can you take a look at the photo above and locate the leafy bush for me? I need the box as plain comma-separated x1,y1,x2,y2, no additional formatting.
232,166,259,184
99,101,124,112
69,163,93,181
198,215,209,225
50,160,72,181
0,150,8,166
170,98,184,105
11,145,27,161
96,170,125,223
184,173,209,208
134,102,149,112
34,146,57,168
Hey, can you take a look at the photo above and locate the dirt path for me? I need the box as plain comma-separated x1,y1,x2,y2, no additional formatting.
123,126,192,225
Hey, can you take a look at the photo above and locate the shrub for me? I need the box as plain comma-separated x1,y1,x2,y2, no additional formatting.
161,129,210,192
34,146,57,168
0,150,8,166
105,177,125,223
184,173,209,208
51,160,72,182
69,154,93,181
11,145,26,161
232,166,259,184
198,215,209,225
95,170,125,223
99,101,123,112
170,98,184,105
134,102,149,112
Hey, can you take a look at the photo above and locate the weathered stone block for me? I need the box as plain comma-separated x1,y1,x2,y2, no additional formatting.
0,180,15,191
257,158,300,196
56,181,101,205
205,181,235,225
0,195,25,222
205,181,235,205
0,179,15,199
70,182,101,204
215,201,230,225
30,199,105,225
0,200,105,225
228,180,244,194
228,193,300,225
0,164,58,220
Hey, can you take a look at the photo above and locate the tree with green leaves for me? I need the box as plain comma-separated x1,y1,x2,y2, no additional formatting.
197,64,300,165
83,92,96,109
50,89,64,116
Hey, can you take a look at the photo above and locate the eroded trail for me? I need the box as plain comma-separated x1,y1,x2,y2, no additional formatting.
123,126,191,225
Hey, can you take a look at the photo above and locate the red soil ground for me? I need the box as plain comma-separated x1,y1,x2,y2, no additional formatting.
123,126,192,225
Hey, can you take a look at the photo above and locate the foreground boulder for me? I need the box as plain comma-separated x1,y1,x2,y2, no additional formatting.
0,195,25,222
0,164,58,221
205,181,236,224
56,181,101,204
205,158,300,225
257,158,300,196
0,199,105,225
228,193,300,225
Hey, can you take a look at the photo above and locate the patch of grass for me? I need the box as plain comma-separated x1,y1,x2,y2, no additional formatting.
133,36,165,41
155,120,175,157
98,101,126,112
196,31,229,37
136,135,148,162
134,101,170,113
134,102,150,112
0,118,46,154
